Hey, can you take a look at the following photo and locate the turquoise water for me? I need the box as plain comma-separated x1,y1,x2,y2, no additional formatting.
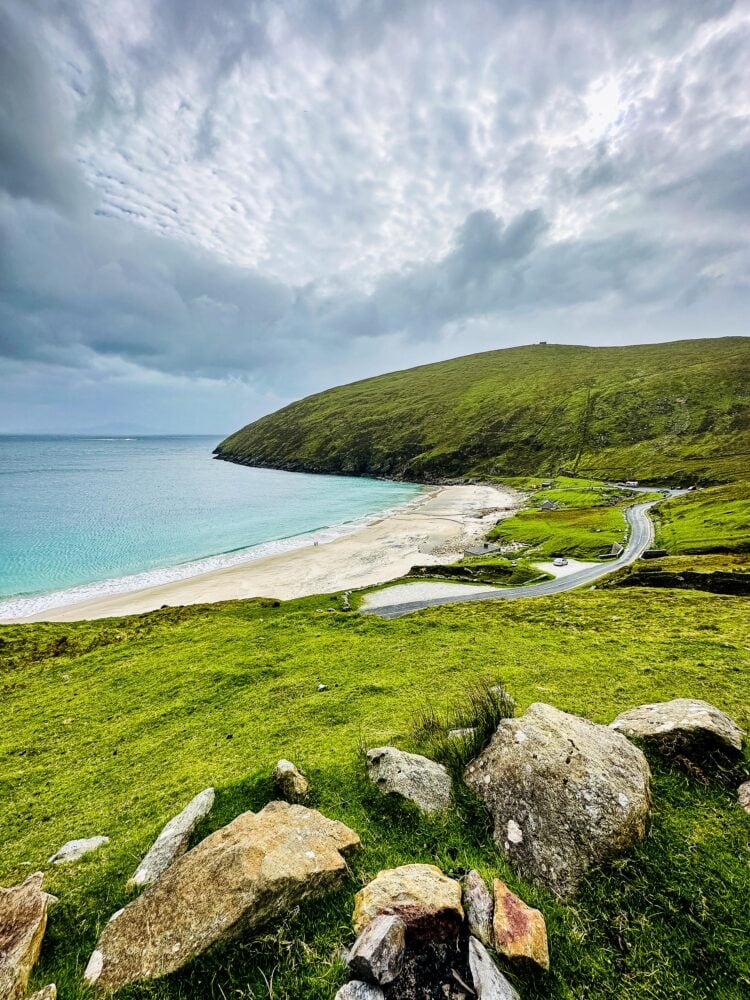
0,436,422,615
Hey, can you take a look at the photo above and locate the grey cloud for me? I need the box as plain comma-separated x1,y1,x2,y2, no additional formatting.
0,8,88,208
653,146,750,215
1,0,749,434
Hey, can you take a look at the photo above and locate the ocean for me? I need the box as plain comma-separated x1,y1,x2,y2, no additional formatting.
0,436,423,617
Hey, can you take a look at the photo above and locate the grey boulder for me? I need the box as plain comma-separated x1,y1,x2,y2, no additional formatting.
273,759,310,803
462,870,494,947
128,787,215,889
468,936,520,1000
335,983,384,1000
738,781,750,813
465,703,651,895
609,699,745,765
366,747,452,813
48,836,109,864
347,913,405,985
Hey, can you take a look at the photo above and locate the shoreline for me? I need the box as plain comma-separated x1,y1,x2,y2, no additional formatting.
2,483,522,623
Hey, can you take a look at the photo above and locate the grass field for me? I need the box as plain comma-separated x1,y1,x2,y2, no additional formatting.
216,338,750,484
654,481,750,554
487,504,628,559
2,590,748,999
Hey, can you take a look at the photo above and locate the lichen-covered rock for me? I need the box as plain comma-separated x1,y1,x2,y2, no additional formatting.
493,880,549,970
366,747,452,813
128,788,214,889
0,872,51,1000
27,987,57,1000
468,936,520,1000
48,836,109,864
335,982,384,1000
84,802,360,992
353,864,463,941
348,914,405,985
462,870,494,947
273,759,310,803
739,781,750,813
465,703,651,895
609,699,745,765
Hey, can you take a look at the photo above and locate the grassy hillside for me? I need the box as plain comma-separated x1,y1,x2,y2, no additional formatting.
2,591,748,999
216,338,750,484
488,504,627,559
654,480,750,554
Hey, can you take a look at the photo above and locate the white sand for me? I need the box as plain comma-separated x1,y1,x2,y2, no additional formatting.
10,483,521,623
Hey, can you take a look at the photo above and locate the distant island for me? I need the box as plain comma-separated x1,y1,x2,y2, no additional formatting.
215,337,750,485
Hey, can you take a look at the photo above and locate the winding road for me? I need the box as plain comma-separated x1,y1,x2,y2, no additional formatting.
364,491,684,620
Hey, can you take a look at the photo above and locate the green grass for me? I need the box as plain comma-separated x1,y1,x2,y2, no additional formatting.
527,486,632,509
654,481,750,554
2,590,749,999
488,505,628,559
632,554,750,574
215,338,750,484
405,554,548,586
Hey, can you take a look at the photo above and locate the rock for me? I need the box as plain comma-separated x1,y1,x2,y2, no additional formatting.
465,703,651,895
48,836,109,864
84,801,360,992
353,864,463,942
273,760,310,804
609,699,745,766
468,936,520,1000
739,781,750,813
347,913,405,985
366,747,452,813
0,872,51,1000
27,988,57,1000
448,728,476,740
317,683,329,692
493,879,549,970
462,870,494,947
335,983,384,1000
127,788,215,889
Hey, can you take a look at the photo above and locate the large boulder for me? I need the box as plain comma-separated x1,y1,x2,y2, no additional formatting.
493,880,549,970
609,699,745,767
465,703,651,895
84,802,360,992
366,748,452,813
353,864,463,942
0,872,51,1000
128,787,215,889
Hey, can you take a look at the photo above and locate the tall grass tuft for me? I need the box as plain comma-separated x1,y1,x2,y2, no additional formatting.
412,678,515,777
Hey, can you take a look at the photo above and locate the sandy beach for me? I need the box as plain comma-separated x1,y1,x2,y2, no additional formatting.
10,483,521,623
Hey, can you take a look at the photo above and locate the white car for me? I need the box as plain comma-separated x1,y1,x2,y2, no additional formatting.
553,557,568,567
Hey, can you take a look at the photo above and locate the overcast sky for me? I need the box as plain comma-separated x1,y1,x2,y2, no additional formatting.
1,0,748,434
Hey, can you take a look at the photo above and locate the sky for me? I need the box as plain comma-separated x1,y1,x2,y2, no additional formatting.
1,0,748,435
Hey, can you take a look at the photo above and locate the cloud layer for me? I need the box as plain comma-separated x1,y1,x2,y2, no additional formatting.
1,0,748,432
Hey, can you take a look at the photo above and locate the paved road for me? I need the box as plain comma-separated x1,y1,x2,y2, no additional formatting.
364,493,682,620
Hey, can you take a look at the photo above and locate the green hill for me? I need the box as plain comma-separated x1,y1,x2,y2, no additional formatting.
215,337,750,484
